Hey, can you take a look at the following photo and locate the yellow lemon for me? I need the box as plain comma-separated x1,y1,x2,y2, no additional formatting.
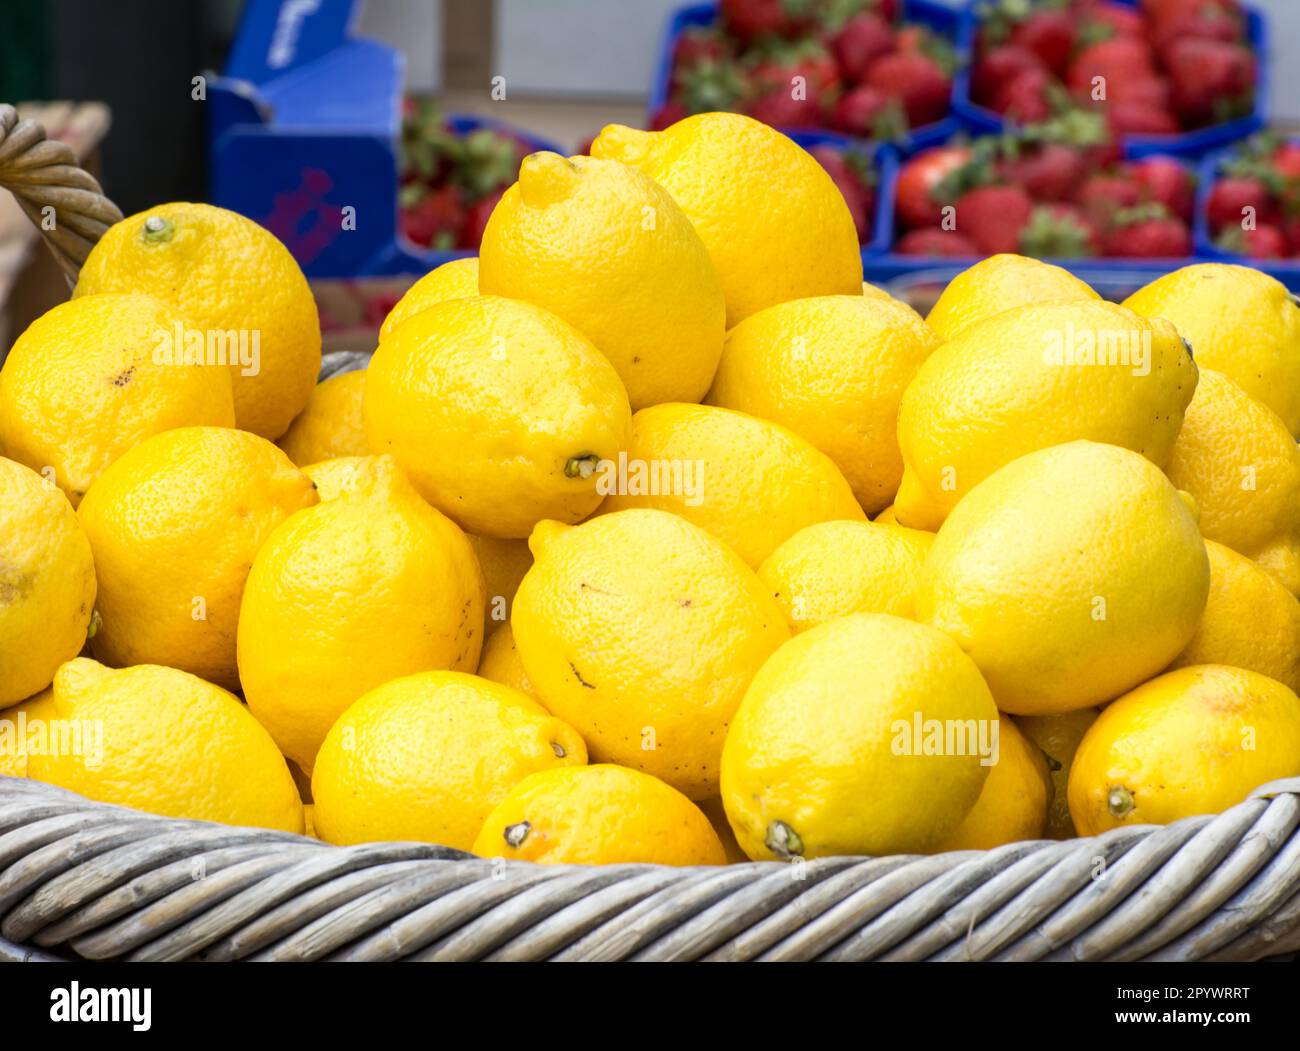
0,457,96,708
0,688,58,778
925,254,1101,342
1015,708,1100,839
707,295,939,513
1124,263,1300,436
757,519,934,631
472,764,725,866
0,293,234,505
468,534,533,638
1164,369,1300,596
937,715,1051,851
237,455,484,770
592,113,862,326
895,301,1196,530
477,622,535,698
1069,665,1300,835
301,455,374,502
77,427,317,691
74,203,320,441
278,371,369,465
874,504,898,524
379,257,479,341
480,152,725,409
916,441,1209,715
598,403,864,568
721,612,997,859
1169,540,1300,692
311,670,586,849
28,658,302,832
364,295,631,538
512,510,789,799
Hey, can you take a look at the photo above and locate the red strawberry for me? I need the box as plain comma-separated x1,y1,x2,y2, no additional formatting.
1082,3,1146,40
399,185,466,250
810,146,874,243
1216,223,1289,259
720,0,816,44
1102,206,1193,256
1078,168,1144,223
1104,75,1171,109
1282,214,1300,255
1010,11,1077,76
1067,37,1155,95
746,87,826,128
1206,175,1277,232
993,68,1055,123
832,85,908,139
998,143,1088,202
895,145,975,229
896,229,979,256
1131,156,1195,220
866,51,952,128
672,27,730,77
955,184,1035,255
828,12,895,83
971,44,1048,105
1164,38,1256,127
649,101,688,130
1272,141,1300,181
1150,2,1244,51
1106,101,1180,136
1020,203,1101,257
461,188,504,250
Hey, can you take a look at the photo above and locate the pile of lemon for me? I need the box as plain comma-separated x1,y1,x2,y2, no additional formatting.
3,112,1300,868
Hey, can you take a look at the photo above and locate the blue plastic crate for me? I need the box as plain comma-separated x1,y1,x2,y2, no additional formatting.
952,0,1269,160
1192,144,1300,292
649,0,963,156
788,131,898,262
207,0,562,278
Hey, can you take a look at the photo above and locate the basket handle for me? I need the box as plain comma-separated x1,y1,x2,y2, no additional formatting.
0,102,123,284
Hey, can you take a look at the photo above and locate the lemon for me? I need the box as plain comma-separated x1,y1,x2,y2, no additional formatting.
757,519,934,631
1170,540,1300,692
1124,263,1300,436
512,510,789,799
592,113,862,326
311,670,586,849
721,612,997,859
707,295,939,513
301,455,373,502
278,371,369,465
1069,664,1300,835
480,152,725,410
874,504,898,524
27,658,302,832
379,257,479,341
0,293,235,505
77,427,317,691
477,622,535,698
598,403,864,568
916,441,1209,715
0,688,57,777
237,455,484,770
937,715,1051,851
925,254,1101,343
0,458,97,708
468,533,533,638
894,301,1196,530
74,203,320,441
1015,708,1100,839
1164,369,1300,596
472,764,725,866
364,295,631,538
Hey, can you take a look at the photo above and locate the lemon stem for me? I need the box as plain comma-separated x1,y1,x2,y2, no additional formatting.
142,215,174,244
564,454,599,480
1107,785,1135,818
765,820,804,859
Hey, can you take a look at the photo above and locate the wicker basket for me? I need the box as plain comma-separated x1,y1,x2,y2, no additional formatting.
3,103,1300,963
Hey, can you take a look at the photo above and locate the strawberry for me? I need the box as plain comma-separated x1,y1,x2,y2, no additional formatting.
1272,141,1300,181
1205,174,1276,232
1102,205,1192,256
1150,1,1244,51
1103,75,1171,109
461,188,504,250
649,101,688,130
720,0,817,44
810,145,875,242
1020,203,1101,257
992,68,1055,123
896,228,979,256
1078,168,1144,223
399,185,466,250
1105,100,1180,136
828,11,895,83
954,184,1034,254
1164,38,1256,127
672,27,731,77
866,51,952,128
971,44,1047,105
1131,156,1195,220
746,87,827,128
1010,10,1077,76
998,142,1088,202
1067,37,1155,95
1080,3,1146,41
895,145,977,228
1216,223,1289,259
1282,214,1300,255
832,85,908,138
